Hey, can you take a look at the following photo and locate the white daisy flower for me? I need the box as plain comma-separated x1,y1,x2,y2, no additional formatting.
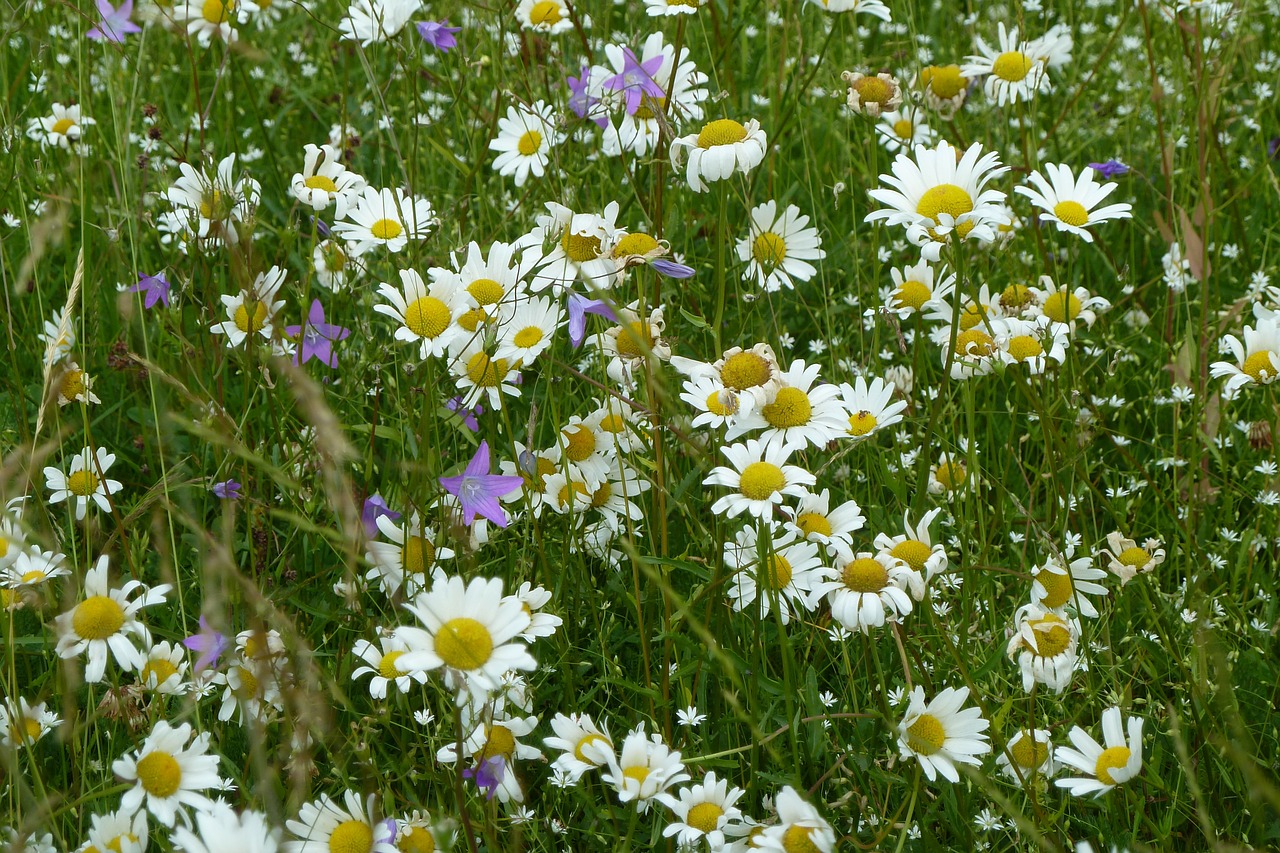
752,786,837,852
352,633,428,698
824,550,922,633
1029,276,1110,332
782,488,865,558
1210,314,1280,399
436,712,543,804
515,0,572,33
530,201,622,293
174,0,238,44
705,439,816,520
669,117,767,193
679,374,741,429
1098,532,1165,586
599,33,709,159
1015,163,1132,242
839,375,908,441
600,726,690,812
0,696,61,747
338,0,421,46
451,340,522,409
645,0,704,14
44,446,124,521
657,771,746,849
671,343,783,419
805,0,890,18
210,265,288,349
736,200,826,293
996,729,1057,785
1055,707,1144,797
289,143,366,218
1006,603,1081,693
313,240,358,291
164,153,260,248
56,362,101,406
1030,547,1108,618
873,508,948,582
284,792,396,853
490,100,563,187
54,555,170,682
138,641,191,695
113,720,223,826
727,359,848,453
996,315,1069,375
364,511,453,597
84,808,148,853
495,296,562,366
544,713,614,782
374,268,469,359
875,107,936,154
897,685,992,783
170,803,281,853
915,64,969,117
333,187,435,255
961,23,1052,105
4,547,69,588
443,239,541,335
26,102,95,150
724,523,833,625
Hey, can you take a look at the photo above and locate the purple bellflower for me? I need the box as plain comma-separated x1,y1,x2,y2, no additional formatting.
87,0,141,42
285,299,350,368
462,756,506,800
602,48,666,116
568,64,609,129
1087,159,1130,179
446,396,483,432
211,479,242,500
361,494,400,538
416,20,460,51
651,259,695,279
129,271,171,309
182,615,230,671
438,441,523,528
567,291,619,348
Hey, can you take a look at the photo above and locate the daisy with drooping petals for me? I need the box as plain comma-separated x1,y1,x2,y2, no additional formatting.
5,547,70,589
1210,314,1280,399
1099,532,1165,586
45,446,124,521
593,303,671,387
825,550,922,633
962,23,1052,105
397,575,536,702
753,786,837,853
170,802,281,853
490,100,563,187
284,792,396,853
897,685,991,783
289,143,366,218
515,0,571,33
658,772,746,849
545,712,614,782
736,201,826,293
927,450,973,496
865,140,1009,261
54,556,171,683
210,266,288,349
1015,163,1132,242
874,508,948,582
436,711,543,803
333,187,435,255
352,633,427,698
1031,547,1108,618
839,375,908,441
705,439,816,520
724,523,832,625
26,103,95,150
996,729,1056,785
374,269,468,359
670,117,767,193
1055,707,1144,797
782,488,864,558
600,725,690,812
1007,603,1081,693
113,720,223,826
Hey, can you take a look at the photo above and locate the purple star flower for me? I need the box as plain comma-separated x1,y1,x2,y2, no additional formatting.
567,291,619,348
87,0,141,42
211,479,242,500
446,396,483,432
416,20,460,52
1087,159,1130,179
567,64,609,129
602,48,666,116
438,441,523,528
285,299,351,368
128,271,171,309
361,493,400,537
182,615,229,671
462,756,506,800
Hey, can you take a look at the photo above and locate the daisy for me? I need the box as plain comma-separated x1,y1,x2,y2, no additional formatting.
671,342,783,418
45,446,124,521
928,450,972,496
585,459,650,531
490,100,563,187
646,0,704,14
54,555,169,682
397,575,536,702
137,641,191,694
915,65,969,117
962,24,1052,106
364,511,453,597
389,815,439,853
1015,163,1132,242
512,582,563,640
600,33,708,159
874,508,948,582
495,296,562,366
436,713,543,803
113,720,223,826
728,359,848,453
724,523,833,625
83,809,149,853
515,0,571,33
680,375,741,429
658,772,746,849
587,396,646,455
841,71,902,117
806,0,890,17
825,550,922,633
374,269,468,359
996,316,1069,375
164,153,260,248
933,319,1003,380
174,0,238,44
839,375,908,441
736,201,826,293
1030,547,1108,618
866,140,1009,260
897,685,992,783
782,488,865,558
1099,532,1165,586
26,103,95,150
876,107,936,153
1030,276,1110,331
4,547,70,588
1006,604,1081,693
339,0,421,45
600,726,690,812
333,187,435,256
170,803,281,853
1210,315,1280,399
210,266,288,349
530,201,622,293
555,415,613,487
753,786,837,853
352,633,428,698
705,439,816,520
38,307,76,368
289,143,366,218
284,792,396,853
313,240,358,291
884,260,956,318
670,117,767,193
1055,708,1144,797
0,696,60,747
996,729,1056,785
544,712,615,782
56,362,101,406
451,340,522,409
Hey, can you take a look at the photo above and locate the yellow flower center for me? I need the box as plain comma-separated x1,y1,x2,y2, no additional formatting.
705,390,737,417
1008,732,1049,769
738,461,785,501
590,481,612,509
557,480,590,509
234,299,269,335
512,326,544,349
1242,351,1278,382
847,411,878,437
1043,291,1082,324
599,413,627,434
11,717,43,742
720,351,772,391
612,232,660,258
905,713,947,755
61,369,86,400
141,658,179,687
465,353,509,387
201,0,233,23
561,229,603,263
574,733,610,763
1025,614,1072,658
623,765,650,786
51,118,75,135
1001,283,1032,308
329,820,373,853
842,557,888,593
1053,201,1089,227
852,75,893,105
696,119,748,149
232,665,259,699
480,724,517,760
562,424,596,462
517,130,543,156
614,321,655,358
920,65,966,99
890,539,931,573
632,96,667,121
954,328,995,357
752,232,787,270
1035,567,1073,609
782,825,821,853
457,308,488,332
762,554,792,590
529,0,562,24
135,750,183,798
73,596,126,640
402,535,436,577
378,650,405,680
762,387,812,429
370,218,403,241
1007,335,1044,362
21,569,49,584
958,302,987,331
992,51,1034,82
916,184,975,235
396,828,435,853
402,297,451,339
1094,746,1132,786
304,175,339,192
795,512,832,538
467,278,505,305
686,802,724,833
322,242,348,273
933,461,967,491
435,618,494,670
1117,546,1150,567
67,469,101,497
892,119,914,140
199,189,229,221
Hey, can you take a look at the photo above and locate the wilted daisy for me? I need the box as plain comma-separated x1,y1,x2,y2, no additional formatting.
897,685,991,782
876,107,936,153
397,575,536,702
0,696,61,747
352,633,428,698
825,550,922,632
164,153,260,247
515,0,572,33
1031,548,1108,618
113,720,222,826
284,792,396,853
594,303,671,386
338,0,421,45
658,772,746,849
334,187,435,255
374,269,468,359
753,786,837,853
866,140,1009,260
44,446,123,521
544,712,614,782
915,64,969,116
210,266,288,349
962,23,1051,105
874,508,948,581
1099,532,1165,586
996,729,1056,785
1210,315,1280,398
170,803,281,853
289,143,366,218
724,523,832,625
56,362,101,406
1016,163,1133,242
26,102,95,150
600,725,690,812
841,70,902,117
839,375,908,441
706,439,816,520
490,100,563,187
1055,707,1144,797
736,200,826,293
670,117,766,193
54,555,170,682
1007,604,1081,693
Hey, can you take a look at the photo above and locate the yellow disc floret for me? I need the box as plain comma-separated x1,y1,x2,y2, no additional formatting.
435,618,494,669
